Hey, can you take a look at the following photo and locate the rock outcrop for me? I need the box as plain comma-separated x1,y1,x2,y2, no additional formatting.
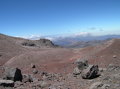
21,38,59,48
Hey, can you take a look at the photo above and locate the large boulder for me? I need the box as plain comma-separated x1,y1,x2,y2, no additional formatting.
81,65,99,79
0,79,14,87
75,59,88,70
3,67,23,82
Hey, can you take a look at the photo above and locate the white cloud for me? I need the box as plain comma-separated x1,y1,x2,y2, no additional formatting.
17,34,42,40
74,32,91,36
44,37,55,41
18,34,56,41
17,32,92,41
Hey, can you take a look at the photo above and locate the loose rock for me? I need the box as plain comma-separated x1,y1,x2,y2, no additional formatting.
81,65,99,79
113,55,117,58
22,74,33,83
31,64,36,68
33,69,38,74
75,59,88,70
73,67,81,75
0,79,14,87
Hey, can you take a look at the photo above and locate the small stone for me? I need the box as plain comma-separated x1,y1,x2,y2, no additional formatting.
102,84,110,89
40,81,49,88
73,67,81,75
113,55,117,58
31,64,36,68
33,69,38,74
35,81,50,88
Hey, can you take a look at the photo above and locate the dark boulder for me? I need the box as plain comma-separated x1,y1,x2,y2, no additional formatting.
81,65,99,79
3,67,23,82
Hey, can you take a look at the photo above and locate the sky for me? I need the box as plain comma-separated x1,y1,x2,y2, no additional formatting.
0,0,120,37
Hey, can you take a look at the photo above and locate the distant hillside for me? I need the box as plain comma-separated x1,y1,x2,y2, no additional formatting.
53,35,120,47
0,33,58,65
21,38,58,48
87,39,120,67
65,40,107,48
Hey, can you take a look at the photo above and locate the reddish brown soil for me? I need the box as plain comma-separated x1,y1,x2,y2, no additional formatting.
4,48,79,73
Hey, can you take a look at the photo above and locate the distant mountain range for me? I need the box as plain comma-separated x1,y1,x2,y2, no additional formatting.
52,35,120,47
26,34,120,47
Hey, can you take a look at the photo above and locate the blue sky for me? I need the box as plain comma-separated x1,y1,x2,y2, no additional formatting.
0,0,120,37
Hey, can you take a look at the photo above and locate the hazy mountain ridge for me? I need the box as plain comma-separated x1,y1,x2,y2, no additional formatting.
64,40,107,48
53,34,120,47
26,34,120,47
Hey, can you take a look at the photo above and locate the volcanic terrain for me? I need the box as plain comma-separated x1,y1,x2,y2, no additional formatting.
0,33,120,89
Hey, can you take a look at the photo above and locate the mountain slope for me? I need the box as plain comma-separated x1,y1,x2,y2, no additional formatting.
89,39,120,67
76,39,120,67
0,33,58,65
0,34,26,65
